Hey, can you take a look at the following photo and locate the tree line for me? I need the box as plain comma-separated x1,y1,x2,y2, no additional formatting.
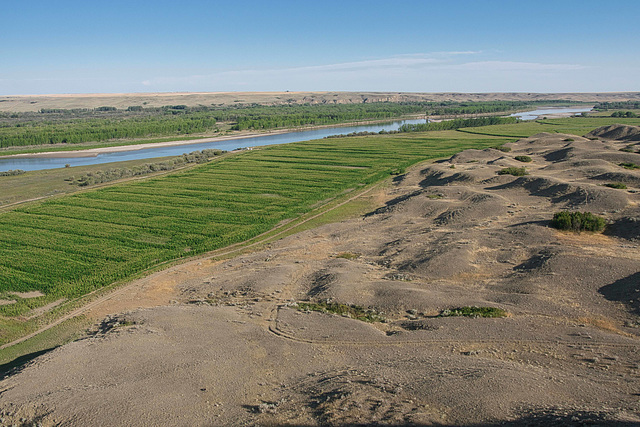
398,116,518,132
0,101,569,149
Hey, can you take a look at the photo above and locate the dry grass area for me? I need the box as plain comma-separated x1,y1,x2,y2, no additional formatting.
2,91,640,112
1,126,640,425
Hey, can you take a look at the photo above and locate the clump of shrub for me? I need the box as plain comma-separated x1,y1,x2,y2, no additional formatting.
491,145,511,152
604,182,627,189
564,138,575,142
69,149,225,186
335,252,360,260
620,147,635,153
295,301,385,322
438,306,507,318
620,163,640,170
514,155,532,163
325,130,400,139
550,211,606,232
0,169,26,176
498,167,528,176
611,111,638,118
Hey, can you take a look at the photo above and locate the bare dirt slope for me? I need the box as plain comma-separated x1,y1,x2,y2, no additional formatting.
1,91,639,112
1,128,640,426
586,124,640,142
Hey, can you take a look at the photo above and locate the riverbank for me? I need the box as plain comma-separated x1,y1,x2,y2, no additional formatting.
0,115,426,160
0,105,593,165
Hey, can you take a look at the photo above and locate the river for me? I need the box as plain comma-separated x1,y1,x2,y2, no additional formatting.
0,118,426,172
0,106,594,172
509,106,593,121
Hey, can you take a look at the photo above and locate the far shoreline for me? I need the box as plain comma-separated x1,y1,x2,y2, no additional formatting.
0,106,592,161
0,115,429,160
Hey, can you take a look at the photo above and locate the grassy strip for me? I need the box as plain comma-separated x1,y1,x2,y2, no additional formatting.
438,306,507,318
0,135,209,156
0,316,91,378
295,301,385,323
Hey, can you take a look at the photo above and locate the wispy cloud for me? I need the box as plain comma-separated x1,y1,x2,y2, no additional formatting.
140,52,483,87
3,51,595,94
286,55,445,73
454,61,587,71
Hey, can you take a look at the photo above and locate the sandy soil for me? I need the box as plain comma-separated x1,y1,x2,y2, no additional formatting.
1,91,639,112
1,127,640,426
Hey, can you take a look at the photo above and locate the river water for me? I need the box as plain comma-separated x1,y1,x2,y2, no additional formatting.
509,106,593,121
0,118,426,172
0,106,594,172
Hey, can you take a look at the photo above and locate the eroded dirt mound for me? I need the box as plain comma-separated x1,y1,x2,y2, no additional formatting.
1,131,639,426
585,124,640,141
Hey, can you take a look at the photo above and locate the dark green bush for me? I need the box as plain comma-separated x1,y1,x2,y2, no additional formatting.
620,163,640,170
438,306,507,318
604,182,627,189
295,301,384,322
491,145,511,152
611,111,638,118
514,155,532,162
550,211,606,232
335,252,360,260
498,167,528,176
0,169,26,176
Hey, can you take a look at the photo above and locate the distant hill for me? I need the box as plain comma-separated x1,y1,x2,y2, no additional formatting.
1,91,640,112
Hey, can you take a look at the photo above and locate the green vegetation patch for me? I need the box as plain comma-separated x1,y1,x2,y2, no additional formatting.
399,116,518,133
498,167,528,176
491,145,512,152
604,182,627,189
619,163,640,170
438,306,507,318
0,170,25,177
611,111,638,118
550,211,606,232
514,155,532,162
295,301,385,322
335,252,360,260
68,149,225,186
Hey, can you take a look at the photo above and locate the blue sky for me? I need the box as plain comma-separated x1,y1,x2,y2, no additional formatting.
2,0,639,94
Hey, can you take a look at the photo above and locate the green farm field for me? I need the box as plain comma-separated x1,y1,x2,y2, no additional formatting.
0,115,633,346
